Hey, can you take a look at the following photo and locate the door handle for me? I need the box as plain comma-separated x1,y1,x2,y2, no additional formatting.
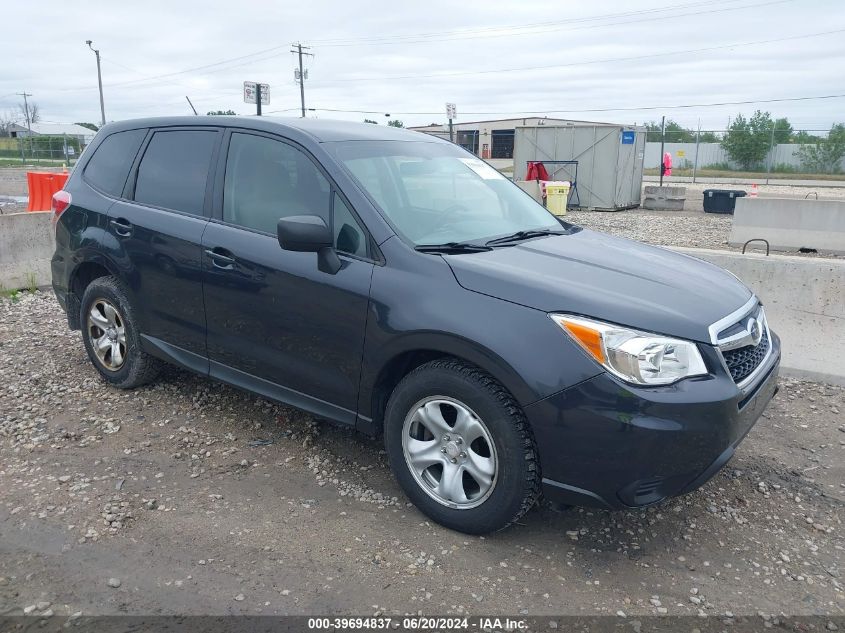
205,248,236,269
110,218,133,237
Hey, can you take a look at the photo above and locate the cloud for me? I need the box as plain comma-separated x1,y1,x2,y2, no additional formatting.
0,0,842,131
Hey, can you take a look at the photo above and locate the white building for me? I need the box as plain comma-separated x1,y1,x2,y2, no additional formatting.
9,122,97,144
408,117,580,161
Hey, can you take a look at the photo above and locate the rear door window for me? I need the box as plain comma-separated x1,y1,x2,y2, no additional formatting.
83,129,146,197
134,130,218,215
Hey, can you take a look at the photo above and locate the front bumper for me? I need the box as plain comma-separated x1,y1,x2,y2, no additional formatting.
525,332,781,509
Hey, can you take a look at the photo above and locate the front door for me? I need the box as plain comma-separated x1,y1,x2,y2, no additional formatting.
201,131,374,422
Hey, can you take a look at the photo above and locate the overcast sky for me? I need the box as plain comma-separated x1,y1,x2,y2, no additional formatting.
1,0,842,131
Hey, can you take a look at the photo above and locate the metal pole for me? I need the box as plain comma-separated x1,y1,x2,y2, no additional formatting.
185,96,198,115
87,41,106,126
448,118,454,143
18,92,33,159
765,122,775,185
692,119,701,184
291,43,312,118
255,84,262,116
658,115,666,187
298,46,305,118
19,92,32,136
95,50,105,126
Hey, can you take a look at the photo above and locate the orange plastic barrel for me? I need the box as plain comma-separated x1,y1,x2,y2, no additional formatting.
26,171,69,211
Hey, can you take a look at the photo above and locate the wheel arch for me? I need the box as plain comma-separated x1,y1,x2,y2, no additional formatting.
359,334,538,435
66,255,123,329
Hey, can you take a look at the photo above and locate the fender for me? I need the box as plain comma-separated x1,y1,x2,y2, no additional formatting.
64,236,139,329
358,329,539,428
356,238,602,431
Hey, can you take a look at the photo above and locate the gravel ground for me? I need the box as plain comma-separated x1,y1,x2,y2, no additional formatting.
567,208,735,252
1,291,843,618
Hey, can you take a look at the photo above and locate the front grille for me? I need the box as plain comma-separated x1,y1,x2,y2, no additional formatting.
722,329,770,383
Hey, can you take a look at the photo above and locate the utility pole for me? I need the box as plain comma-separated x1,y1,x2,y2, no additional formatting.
291,43,312,118
658,115,666,187
17,92,32,136
17,92,33,159
765,121,776,185
692,118,701,184
86,40,106,127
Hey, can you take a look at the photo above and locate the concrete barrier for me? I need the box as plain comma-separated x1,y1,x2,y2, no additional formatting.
729,197,845,255
642,185,685,211
672,246,845,385
0,211,54,291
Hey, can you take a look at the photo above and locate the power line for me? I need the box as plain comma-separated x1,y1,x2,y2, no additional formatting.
311,0,792,46
307,0,739,44
310,27,845,83
273,92,845,117
49,0,794,93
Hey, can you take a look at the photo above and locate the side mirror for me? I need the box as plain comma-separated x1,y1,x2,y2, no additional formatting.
277,215,341,274
277,215,331,252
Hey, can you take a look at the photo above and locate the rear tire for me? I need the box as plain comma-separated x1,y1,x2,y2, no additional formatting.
384,359,540,534
80,276,161,389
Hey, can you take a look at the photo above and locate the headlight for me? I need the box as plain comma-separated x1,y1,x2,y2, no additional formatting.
550,314,708,386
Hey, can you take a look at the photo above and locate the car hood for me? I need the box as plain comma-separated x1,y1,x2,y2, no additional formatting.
444,228,753,343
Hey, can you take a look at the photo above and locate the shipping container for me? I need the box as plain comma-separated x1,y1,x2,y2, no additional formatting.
513,123,647,211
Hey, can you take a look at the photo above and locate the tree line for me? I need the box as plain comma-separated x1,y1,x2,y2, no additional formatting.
645,113,845,173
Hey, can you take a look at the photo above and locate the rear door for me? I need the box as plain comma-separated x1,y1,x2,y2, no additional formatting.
108,127,221,363
201,130,375,421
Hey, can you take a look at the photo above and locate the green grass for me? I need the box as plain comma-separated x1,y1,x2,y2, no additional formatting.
643,168,845,181
0,158,74,167
0,288,21,302
0,276,39,301
25,272,37,294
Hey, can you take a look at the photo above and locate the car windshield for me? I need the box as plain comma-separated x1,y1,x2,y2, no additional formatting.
331,140,562,246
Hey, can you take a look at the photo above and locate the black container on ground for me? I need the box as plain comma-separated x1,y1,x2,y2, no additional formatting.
703,189,747,214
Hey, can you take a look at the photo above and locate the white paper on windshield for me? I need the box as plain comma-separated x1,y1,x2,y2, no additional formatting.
458,158,506,180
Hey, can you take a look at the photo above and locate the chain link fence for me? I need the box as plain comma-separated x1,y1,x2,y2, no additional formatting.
645,127,845,181
0,135,85,167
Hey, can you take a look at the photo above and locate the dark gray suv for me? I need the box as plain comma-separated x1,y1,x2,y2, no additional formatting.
50,117,780,534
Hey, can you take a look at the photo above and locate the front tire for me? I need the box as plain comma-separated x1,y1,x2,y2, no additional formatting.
80,276,161,389
384,359,540,534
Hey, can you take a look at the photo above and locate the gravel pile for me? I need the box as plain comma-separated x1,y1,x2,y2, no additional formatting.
567,209,733,251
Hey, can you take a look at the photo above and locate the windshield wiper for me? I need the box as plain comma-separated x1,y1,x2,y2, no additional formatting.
415,242,492,254
485,229,567,246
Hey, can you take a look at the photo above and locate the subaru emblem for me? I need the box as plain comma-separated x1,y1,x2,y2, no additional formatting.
749,318,762,345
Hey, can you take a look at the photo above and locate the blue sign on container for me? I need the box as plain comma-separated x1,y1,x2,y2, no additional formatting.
621,130,635,145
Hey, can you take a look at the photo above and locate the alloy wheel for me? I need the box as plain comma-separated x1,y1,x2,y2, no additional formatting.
401,396,498,509
87,298,127,371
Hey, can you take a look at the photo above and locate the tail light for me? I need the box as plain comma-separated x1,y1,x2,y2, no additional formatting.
51,190,72,233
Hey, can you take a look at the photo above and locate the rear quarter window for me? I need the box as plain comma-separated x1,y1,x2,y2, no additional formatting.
83,129,147,197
